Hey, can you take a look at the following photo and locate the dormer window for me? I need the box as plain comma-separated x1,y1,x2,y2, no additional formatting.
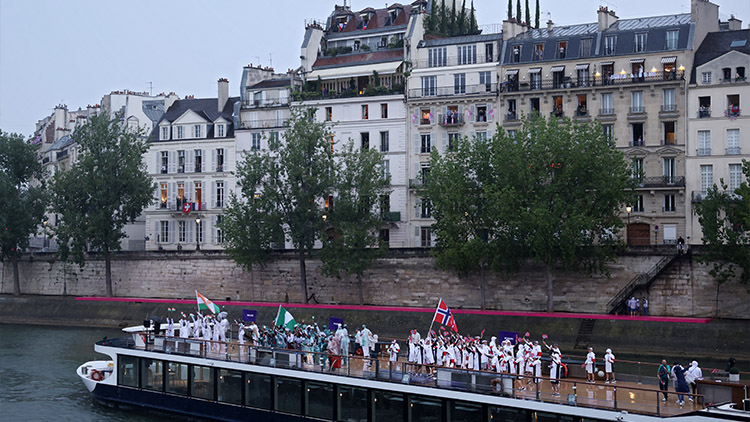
354,40,361,51
335,16,348,32
176,126,184,139
161,126,169,140
533,43,544,61
666,30,678,50
217,124,225,137
512,45,521,63
193,125,201,138
556,41,567,59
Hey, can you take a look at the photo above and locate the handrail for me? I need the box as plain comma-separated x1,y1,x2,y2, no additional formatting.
607,253,678,314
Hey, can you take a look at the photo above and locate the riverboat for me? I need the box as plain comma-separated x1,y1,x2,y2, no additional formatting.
78,324,749,422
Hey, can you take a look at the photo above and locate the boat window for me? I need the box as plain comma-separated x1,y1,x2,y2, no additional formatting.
117,355,138,387
449,400,482,420
191,365,214,400
373,390,404,422
275,376,302,415
306,381,334,420
140,358,163,391
409,395,442,421
217,369,243,405
245,372,272,409
166,362,189,396
536,411,577,422
490,406,529,421
339,386,368,421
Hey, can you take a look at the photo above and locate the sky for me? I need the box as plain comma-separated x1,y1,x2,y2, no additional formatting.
1,0,747,137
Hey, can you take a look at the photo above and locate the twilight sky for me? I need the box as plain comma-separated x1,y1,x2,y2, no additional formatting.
1,0,747,137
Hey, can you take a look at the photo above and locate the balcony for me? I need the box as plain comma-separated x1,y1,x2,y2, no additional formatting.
409,178,424,189
500,71,681,93
659,104,678,118
599,108,615,116
725,107,741,118
692,190,743,202
241,98,290,109
504,112,519,122
550,109,564,118
575,108,589,117
413,55,498,69
383,211,401,222
727,146,741,155
294,86,404,102
629,106,645,114
696,148,711,156
437,113,465,127
630,139,645,147
638,176,685,188
239,119,290,130
408,83,497,99
697,109,711,118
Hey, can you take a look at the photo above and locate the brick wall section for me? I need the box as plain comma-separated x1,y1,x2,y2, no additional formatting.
2,250,748,317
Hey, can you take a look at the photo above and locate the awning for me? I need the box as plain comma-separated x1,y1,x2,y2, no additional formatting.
661,56,677,64
600,61,614,66
550,65,565,72
506,69,519,76
308,61,402,80
575,63,589,70
630,58,645,64
528,67,542,74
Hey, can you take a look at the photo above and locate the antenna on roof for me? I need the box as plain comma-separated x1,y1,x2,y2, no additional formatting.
269,53,273,68
147,81,153,96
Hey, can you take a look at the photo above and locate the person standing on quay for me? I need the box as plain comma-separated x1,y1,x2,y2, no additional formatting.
672,362,690,406
585,347,596,383
604,348,616,383
643,298,649,316
658,360,671,401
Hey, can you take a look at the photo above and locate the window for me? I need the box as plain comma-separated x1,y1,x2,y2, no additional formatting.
729,164,742,191
411,395,442,419
251,133,261,151
380,194,390,214
475,131,487,141
339,386,368,421
178,221,187,243
702,72,712,84
176,126,184,139
216,181,224,208
380,131,389,152
117,355,138,387
579,38,592,58
632,123,644,146
603,124,614,141
663,195,676,212
552,96,563,117
666,30,679,50
699,96,711,118
380,103,388,119
530,98,540,113
194,149,202,172
601,93,614,115
360,132,370,149
375,391,405,421
506,99,517,120
698,130,711,156
420,227,432,247
663,157,676,183
700,164,713,193
428,47,446,67
193,125,201,138
216,148,224,172
604,36,617,55
631,91,644,113
632,157,644,181
245,373,272,409
556,41,567,59
382,160,389,178
634,33,647,52
479,71,492,92
727,129,740,154
379,229,390,242
420,134,431,153
419,199,432,218
421,76,436,96
160,183,167,208
177,182,185,209
160,221,169,243
533,43,544,61
161,151,168,174
306,381,334,420
177,150,185,173
275,377,302,414
141,359,163,391
361,104,369,120
448,133,460,151
196,219,203,243
457,44,477,65
454,73,466,94
511,45,521,63
727,94,740,117
217,124,224,137
217,369,242,405
420,108,431,125
194,181,202,204
328,134,334,153
476,105,488,122
485,43,494,62
216,215,224,243
663,121,675,145
161,127,169,140
577,65,590,87
191,365,213,400
530,69,541,90
663,89,676,112
576,94,588,116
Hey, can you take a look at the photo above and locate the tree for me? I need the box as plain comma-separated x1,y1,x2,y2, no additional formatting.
448,0,457,35
469,1,479,34
223,108,335,303
525,0,531,25
318,140,390,305
507,0,513,20
424,0,438,33
426,115,632,312
50,113,154,297
516,0,522,23
457,0,467,35
438,0,447,34
696,161,750,313
535,0,540,28
0,131,46,296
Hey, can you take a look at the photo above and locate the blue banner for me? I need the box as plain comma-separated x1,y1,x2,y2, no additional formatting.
498,330,518,345
242,309,257,322
328,317,344,331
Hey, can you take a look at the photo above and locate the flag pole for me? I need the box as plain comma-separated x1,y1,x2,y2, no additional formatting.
275,305,281,329
427,298,440,336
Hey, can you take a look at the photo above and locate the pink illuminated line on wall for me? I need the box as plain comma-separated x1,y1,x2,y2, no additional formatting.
74,296,712,324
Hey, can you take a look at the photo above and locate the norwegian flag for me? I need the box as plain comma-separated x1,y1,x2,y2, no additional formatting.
433,298,458,332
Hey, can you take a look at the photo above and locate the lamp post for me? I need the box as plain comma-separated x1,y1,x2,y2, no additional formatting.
625,206,632,246
195,217,201,251
42,220,48,251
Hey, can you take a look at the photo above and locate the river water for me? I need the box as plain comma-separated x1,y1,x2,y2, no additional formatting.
0,324,160,422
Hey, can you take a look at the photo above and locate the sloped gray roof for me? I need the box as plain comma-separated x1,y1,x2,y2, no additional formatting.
690,29,750,83
148,96,239,142
142,100,165,123
45,135,74,152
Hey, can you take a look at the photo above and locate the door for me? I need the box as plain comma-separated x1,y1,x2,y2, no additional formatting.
627,223,651,246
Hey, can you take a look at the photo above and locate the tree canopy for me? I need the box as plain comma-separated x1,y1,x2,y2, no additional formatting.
50,113,154,296
0,131,46,296
424,0,481,37
423,115,633,311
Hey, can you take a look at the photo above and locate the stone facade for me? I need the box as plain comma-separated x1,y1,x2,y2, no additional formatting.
2,250,747,318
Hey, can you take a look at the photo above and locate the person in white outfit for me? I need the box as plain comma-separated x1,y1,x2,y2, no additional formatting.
388,339,400,363
604,348,616,383
585,347,596,382
685,361,703,399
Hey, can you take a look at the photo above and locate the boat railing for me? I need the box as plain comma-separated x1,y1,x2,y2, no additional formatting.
102,334,705,417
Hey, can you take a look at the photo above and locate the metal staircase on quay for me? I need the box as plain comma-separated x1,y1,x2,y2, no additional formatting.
606,252,680,315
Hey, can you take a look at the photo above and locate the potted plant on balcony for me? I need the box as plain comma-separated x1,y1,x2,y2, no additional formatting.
729,367,740,382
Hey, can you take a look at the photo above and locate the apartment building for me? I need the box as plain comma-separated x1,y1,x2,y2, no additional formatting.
407,32,503,247
686,27,749,243
145,79,239,251
498,0,722,245
296,2,427,248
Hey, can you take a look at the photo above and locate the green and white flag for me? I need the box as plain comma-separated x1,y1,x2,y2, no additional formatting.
275,305,296,330
196,290,220,314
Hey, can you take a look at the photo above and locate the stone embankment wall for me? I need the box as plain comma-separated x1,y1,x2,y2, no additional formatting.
1,249,748,318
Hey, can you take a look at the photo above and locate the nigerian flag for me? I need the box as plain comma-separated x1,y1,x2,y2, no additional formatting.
275,305,296,330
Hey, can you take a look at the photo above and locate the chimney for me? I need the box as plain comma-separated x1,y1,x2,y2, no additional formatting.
597,6,618,31
218,78,229,112
502,19,529,41
727,15,742,31
54,105,67,141
547,20,554,32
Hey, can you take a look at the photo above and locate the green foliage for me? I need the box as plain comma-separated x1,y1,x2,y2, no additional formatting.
535,0,540,28
516,0,522,22
424,115,632,311
457,0,467,34
525,0,531,25
318,140,390,304
508,0,513,20
0,131,46,295
50,113,154,296
325,46,353,57
360,44,371,51
386,36,404,49
425,0,480,36
696,160,750,287
469,1,478,34
448,0,457,35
